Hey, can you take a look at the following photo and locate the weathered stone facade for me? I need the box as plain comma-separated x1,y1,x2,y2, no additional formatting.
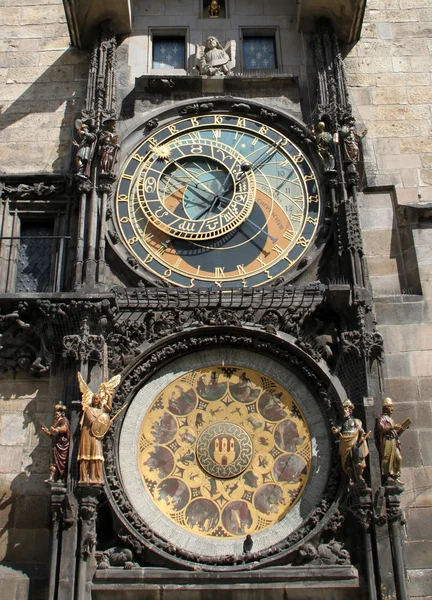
349,4,432,597
0,1,431,599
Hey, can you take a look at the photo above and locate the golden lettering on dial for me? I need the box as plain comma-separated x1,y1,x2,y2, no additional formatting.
178,221,196,232
272,244,284,256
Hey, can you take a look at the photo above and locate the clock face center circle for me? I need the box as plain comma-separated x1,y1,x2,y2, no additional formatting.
181,159,234,221
196,422,253,479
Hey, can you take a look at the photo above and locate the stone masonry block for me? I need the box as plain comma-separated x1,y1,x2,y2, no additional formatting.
0,413,28,446
408,87,432,104
413,466,432,507
359,207,395,230
20,5,66,26
370,9,420,22
384,377,420,402
408,569,432,598
372,87,408,104
377,22,393,39
367,256,399,277
360,105,405,121
419,377,432,400
0,447,23,473
401,0,432,8
378,154,422,170
382,323,432,353
5,528,50,563
345,57,393,74
405,541,432,569
392,401,432,430
410,351,432,377
406,507,432,540
14,495,48,529
367,120,422,138
419,430,432,465
384,353,413,379
362,228,396,257
0,566,29,600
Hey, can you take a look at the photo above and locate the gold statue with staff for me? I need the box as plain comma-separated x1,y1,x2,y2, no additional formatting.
77,372,121,484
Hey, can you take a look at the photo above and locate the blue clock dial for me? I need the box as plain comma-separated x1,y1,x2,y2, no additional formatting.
115,114,322,288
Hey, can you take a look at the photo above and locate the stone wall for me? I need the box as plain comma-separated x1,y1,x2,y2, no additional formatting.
0,0,87,174
0,374,61,598
348,1,432,597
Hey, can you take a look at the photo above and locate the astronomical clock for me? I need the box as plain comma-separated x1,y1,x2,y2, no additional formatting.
103,101,338,569
111,102,324,288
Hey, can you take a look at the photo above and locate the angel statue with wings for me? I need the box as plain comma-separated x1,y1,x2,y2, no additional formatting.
196,36,236,77
77,372,121,484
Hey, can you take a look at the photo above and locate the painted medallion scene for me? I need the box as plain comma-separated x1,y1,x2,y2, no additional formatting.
138,366,312,538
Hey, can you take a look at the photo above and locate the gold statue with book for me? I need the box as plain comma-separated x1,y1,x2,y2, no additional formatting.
375,397,411,485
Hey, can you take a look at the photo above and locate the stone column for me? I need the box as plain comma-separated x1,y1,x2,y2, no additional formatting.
76,486,103,600
386,484,409,600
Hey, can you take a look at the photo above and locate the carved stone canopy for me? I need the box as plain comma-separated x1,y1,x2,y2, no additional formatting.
297,0,366,43
62,1,365,49
63,0,132,48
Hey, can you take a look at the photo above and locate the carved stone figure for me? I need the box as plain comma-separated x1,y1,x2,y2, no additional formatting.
98,119,120,178
332,399,370,485
98,547,134,569
41,402,70,483
73,119,97,178
77,372,121,484
297,541,350,566
196,36,236,77
315,121,335,171
375,397,411,485
208,0,221,18
340,115,367,165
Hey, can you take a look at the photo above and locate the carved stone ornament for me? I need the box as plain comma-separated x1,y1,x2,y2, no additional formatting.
195,36,236,77
103,329,344,570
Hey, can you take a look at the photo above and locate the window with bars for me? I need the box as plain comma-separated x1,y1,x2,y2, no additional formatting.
152,36,186,70
243,36,277,70
16,222,54,293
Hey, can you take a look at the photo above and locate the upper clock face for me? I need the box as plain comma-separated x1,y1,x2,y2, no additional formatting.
115,113,322,288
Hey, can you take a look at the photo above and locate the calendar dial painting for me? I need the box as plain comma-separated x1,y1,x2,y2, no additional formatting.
138,366,312,538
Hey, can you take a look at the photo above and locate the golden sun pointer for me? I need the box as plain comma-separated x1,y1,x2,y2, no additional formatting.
151,144,171,160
